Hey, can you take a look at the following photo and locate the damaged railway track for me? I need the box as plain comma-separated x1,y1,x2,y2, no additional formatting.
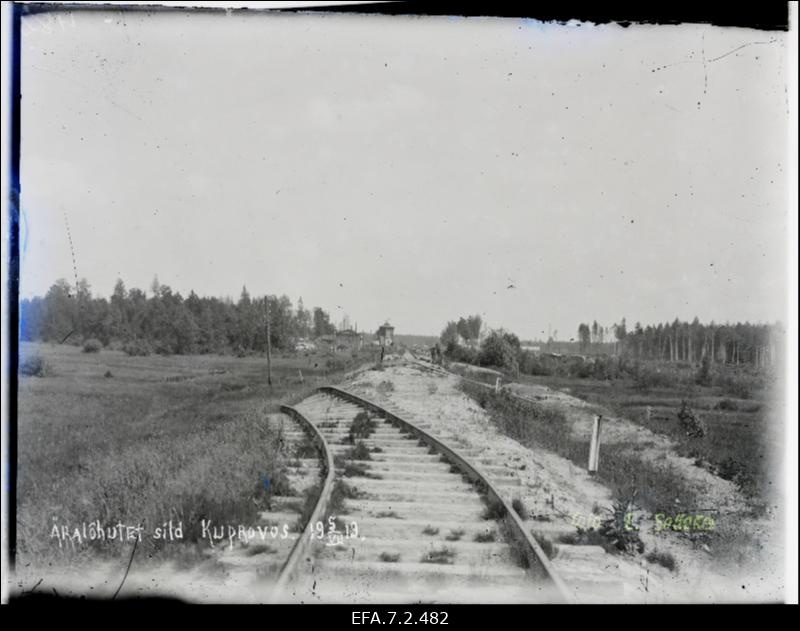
268,384,575,603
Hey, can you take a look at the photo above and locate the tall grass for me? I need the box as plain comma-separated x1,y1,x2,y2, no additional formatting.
16,343,370,569
459,380,700,515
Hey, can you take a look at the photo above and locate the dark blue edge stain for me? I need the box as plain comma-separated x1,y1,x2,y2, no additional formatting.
8,2,21,570
17,1,791,32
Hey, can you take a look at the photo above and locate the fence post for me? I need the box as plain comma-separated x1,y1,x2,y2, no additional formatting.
588,415,603,474
495,377,501,394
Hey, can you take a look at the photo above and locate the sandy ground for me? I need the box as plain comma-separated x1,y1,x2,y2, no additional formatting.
347,357,785,603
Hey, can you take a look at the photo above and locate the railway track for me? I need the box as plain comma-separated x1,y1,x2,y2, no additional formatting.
400,353,640,602
269,385,574,604
213,410,327,588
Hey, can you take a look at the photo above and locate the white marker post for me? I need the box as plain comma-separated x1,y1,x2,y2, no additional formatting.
588,415,603,474
495,377,501,393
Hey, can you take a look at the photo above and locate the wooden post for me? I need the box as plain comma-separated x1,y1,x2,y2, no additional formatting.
495,377,501,393
264,298,272,386
298,369,304,384
588,415,603,474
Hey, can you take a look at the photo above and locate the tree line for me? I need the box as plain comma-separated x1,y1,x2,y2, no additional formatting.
575,317,782,367
20,277,339,355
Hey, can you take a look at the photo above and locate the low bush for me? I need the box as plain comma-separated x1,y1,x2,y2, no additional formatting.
347,441,372,461
481,496,507,520
421,546,456,564
714,398,739,411
123,339,152,356
444,342,479,365
445,529,465,541
645,550,677,572
325,358,347,372
349,411,376,441
511,498,528,520
82,338,103,353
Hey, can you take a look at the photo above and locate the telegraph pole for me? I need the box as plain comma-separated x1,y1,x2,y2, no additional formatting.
264,297,272,386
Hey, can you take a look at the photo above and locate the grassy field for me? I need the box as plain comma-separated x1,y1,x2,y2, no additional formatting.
15,341,375,569
459,360,784,568
512,364,783,509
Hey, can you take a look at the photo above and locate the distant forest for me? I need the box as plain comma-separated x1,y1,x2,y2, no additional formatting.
19,278,342,355
572,318,783,367
440,314,783,369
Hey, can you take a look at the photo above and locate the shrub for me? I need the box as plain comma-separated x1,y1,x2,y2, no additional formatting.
511,498,528,520
82,338,103,353
478,330,519,373
481,496,507,520
347,441,372,461
325,358,347,372
445,529,465,541
375,510,400,518
349,411,376,441
519,351,554,376
569,359,594,379
474,530,496,543
445,342,479,365
716,457,748,484
695,355,713,386
421,546,456,564
645,550,677,572
379,552,400,562
598,492,645,555
123,339,152,356
19,355,53,378
590,356,621,380
714,398,739,411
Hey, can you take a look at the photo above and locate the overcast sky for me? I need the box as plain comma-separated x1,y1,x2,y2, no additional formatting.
18,10,789,339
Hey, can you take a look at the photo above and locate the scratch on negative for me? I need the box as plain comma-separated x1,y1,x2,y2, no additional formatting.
707,39,779,64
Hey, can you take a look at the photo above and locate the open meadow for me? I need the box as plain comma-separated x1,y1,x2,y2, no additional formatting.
15,341,376,571
512,361,783,511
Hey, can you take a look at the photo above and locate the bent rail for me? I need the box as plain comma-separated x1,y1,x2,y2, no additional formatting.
317,385,576,603
269,404,336,602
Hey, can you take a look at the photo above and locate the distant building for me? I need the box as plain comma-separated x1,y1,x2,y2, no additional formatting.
337,329,363,352
315,329,363,352
377,322,395,347
295,339,317,351
315,334,337,351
